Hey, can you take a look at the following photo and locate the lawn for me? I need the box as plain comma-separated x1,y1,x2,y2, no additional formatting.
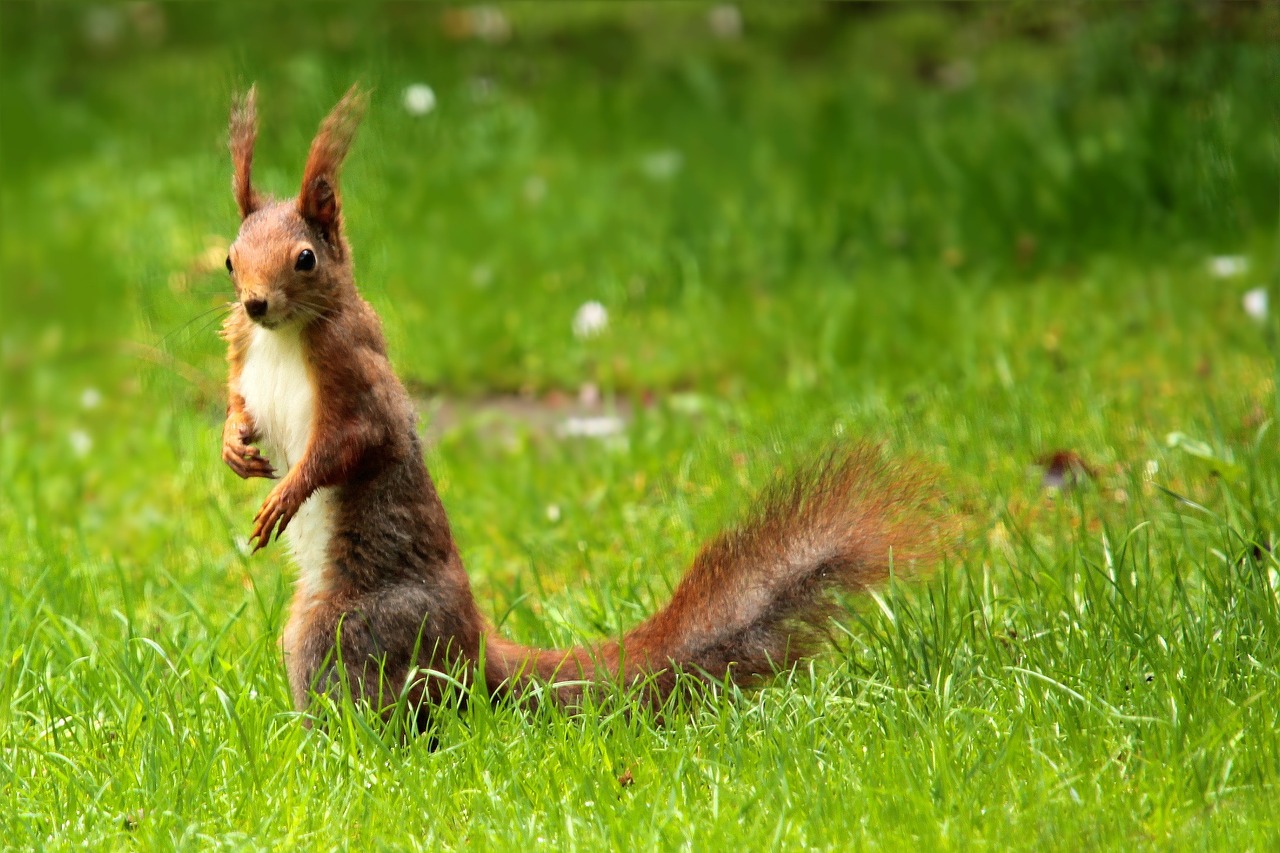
3,3,1280,849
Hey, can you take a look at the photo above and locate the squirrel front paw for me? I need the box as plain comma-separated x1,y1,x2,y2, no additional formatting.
223,417,276,480
250,479,303,551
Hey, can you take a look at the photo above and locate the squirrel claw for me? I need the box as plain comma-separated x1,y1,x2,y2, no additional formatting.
246,452,277,479
249,484,300,550
223,416,273,479
223,440,275,479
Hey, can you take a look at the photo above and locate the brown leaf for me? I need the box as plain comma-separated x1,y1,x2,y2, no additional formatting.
1038,450,1095,491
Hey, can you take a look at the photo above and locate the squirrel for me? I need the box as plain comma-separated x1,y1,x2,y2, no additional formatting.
220,85,943,725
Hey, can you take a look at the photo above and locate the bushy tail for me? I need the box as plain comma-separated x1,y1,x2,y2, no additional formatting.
483,444,945,707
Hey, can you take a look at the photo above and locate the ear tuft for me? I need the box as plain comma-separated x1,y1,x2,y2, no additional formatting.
299,84,369,244
229,85,263,219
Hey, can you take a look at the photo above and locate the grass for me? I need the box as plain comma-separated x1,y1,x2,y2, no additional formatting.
3,2,1280,849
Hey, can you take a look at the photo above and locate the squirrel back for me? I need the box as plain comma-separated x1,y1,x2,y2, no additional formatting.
218,86,944,725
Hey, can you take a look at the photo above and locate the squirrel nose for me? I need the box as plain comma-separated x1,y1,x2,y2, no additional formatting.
244,298,269,319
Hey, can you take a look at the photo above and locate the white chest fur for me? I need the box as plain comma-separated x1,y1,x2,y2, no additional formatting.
239,325,334,597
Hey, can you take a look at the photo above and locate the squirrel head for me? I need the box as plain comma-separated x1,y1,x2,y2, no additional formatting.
224,85,367,330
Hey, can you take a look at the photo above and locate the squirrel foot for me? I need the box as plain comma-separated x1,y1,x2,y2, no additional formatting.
250,479,303,551
223,418,276,480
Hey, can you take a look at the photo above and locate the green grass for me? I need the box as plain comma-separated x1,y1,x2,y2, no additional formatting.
3,3,1280,849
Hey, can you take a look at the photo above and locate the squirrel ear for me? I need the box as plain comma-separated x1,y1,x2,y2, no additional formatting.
299,84,368,245
229,86,263,219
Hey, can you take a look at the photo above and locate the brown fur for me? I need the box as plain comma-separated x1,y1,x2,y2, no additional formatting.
220,87,945,725
484,447,941,708
229,86,263,219
299,84,366,249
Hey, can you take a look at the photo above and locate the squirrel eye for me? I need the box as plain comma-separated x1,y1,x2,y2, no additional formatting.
295,249,317,272
225,256,233,274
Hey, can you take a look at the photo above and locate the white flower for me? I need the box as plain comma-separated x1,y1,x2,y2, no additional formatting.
559,415,624,439
641,149,683,182
83,7,124,49
1208,255,1249,279
523,175,547,205
471,6,511,43
403,84,437,116
708,5,742,40
1243,287,1268,322
80,387,102,409
572,301,609,339
69,429,92,458
545,504,561,523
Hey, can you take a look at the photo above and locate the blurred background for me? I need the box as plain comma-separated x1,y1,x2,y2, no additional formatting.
4,2,1276,388
0,2,1277,570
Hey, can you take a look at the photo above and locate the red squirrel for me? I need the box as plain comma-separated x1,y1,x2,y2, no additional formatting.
220,86,942,723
